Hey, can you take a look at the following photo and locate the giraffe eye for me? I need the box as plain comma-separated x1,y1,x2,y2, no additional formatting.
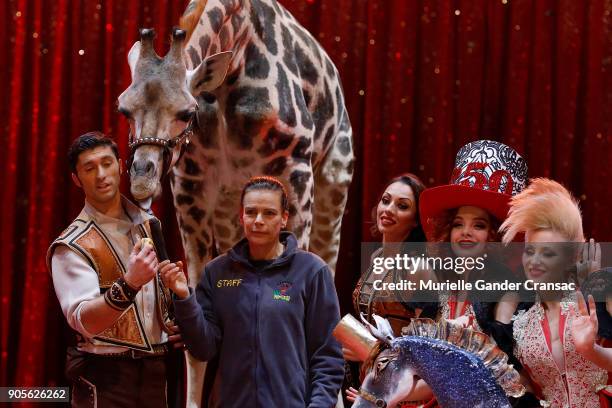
118,107,133,119
176,110,195,122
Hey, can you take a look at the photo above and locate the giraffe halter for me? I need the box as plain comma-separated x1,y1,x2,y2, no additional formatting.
127,115,195,177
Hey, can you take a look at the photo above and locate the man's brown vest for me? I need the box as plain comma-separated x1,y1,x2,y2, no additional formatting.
46,210,173,352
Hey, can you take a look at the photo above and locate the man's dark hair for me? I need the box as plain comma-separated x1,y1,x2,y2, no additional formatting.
68,131,119,173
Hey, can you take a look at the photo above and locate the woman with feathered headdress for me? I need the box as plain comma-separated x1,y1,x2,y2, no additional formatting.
501,178,611,407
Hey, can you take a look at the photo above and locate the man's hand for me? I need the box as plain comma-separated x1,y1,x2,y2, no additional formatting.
124,240,158,289
168,324,185,349
159,260,189,299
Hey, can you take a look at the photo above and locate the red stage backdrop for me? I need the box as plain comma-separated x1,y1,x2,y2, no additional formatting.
1,0,611,399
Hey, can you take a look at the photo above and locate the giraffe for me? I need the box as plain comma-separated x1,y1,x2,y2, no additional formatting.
117,0,353,405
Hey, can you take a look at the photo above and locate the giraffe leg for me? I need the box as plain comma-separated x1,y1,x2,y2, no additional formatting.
175,223,210,408
211,185,244,252
183,216,215,408
180,216,211,408
285,167,315,251
181,185,247,407
310,125,352,408
309,127,354,275
171,176,216,408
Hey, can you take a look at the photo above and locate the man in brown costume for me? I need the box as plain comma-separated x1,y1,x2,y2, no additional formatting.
47,132,180,408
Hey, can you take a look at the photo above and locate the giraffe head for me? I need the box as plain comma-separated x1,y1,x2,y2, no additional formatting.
118,27,231,208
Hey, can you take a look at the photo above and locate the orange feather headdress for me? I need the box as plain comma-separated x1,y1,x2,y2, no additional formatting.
500,178,584,244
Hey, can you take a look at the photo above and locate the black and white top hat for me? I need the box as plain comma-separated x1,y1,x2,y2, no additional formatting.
419,140,528,240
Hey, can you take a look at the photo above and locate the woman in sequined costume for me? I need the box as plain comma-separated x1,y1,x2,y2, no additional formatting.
418,140,530,347
349,173,433,340
501,178,611,407
425,205,519,330
400,140,535,406
344,173,438,407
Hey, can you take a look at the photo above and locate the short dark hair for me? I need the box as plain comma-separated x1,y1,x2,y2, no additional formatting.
68,131,119,173
370,173,427,242
240,176,289,212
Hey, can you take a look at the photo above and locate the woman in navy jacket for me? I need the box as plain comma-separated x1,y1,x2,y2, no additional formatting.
160,176,344,408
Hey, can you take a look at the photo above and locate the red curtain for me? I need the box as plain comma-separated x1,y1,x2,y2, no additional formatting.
2,0,611,398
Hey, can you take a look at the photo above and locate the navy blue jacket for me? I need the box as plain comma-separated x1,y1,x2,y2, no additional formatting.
174,232,344,408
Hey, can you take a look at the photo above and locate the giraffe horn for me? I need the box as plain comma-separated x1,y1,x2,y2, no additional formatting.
139,28,159,59
166,27,187,62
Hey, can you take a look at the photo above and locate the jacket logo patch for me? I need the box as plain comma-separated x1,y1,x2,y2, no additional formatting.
217,279,242,288
273,281,292,302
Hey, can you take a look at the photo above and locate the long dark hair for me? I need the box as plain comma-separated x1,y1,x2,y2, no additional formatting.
370,173,427,243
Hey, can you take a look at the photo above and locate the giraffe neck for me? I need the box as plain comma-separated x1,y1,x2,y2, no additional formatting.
184,0,255,71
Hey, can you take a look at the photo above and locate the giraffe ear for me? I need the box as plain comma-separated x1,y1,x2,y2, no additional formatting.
127,41,142,77
187,51,232,95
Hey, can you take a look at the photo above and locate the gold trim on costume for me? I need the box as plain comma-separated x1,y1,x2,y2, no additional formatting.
46,209,171,353
95,306,150,350
74,224,124,287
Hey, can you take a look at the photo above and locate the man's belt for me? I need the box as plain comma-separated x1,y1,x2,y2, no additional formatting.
100,343,170,359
